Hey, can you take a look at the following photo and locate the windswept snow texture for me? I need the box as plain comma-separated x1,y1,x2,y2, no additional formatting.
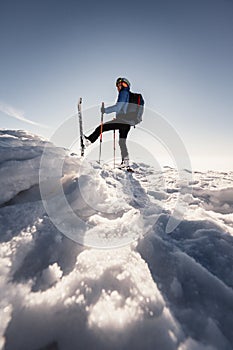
0,129,233,350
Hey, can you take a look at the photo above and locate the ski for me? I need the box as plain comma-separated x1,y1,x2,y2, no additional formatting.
118,166,135,173
77,97,84,157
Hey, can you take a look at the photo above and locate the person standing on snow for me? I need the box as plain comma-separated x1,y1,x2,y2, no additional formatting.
84,77,132,167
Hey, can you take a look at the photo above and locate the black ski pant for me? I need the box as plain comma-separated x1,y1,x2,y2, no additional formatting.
87,120,131,160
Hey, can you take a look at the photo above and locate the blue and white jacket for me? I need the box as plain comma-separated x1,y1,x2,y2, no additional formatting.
105,87,131,124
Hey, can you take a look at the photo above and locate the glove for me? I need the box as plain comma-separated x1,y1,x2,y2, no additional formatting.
101,105,105,114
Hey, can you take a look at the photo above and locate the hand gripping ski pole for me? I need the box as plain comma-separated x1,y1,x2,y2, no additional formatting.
77,97,85,157
98,102,104,164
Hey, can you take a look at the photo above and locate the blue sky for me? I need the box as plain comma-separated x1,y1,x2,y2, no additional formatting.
0,0,233,170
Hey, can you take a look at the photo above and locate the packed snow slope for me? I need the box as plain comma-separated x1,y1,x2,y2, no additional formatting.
0,129,233,350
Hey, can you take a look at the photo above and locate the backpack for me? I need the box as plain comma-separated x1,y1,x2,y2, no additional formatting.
126,91,145,125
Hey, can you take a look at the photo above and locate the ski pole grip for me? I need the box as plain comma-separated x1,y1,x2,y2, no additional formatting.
101,102,105,119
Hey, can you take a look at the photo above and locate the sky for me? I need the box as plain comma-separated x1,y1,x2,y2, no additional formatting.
0,0,233,171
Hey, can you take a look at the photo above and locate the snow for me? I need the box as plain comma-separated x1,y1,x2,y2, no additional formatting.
0,129,233,350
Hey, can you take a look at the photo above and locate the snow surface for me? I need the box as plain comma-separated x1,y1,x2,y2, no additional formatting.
0,129,233,350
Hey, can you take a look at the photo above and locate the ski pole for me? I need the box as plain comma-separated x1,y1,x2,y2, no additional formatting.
98,102,104,164
77,97,84,157
113,129,116,169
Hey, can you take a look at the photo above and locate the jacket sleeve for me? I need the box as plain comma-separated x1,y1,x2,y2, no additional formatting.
105,90,129,115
